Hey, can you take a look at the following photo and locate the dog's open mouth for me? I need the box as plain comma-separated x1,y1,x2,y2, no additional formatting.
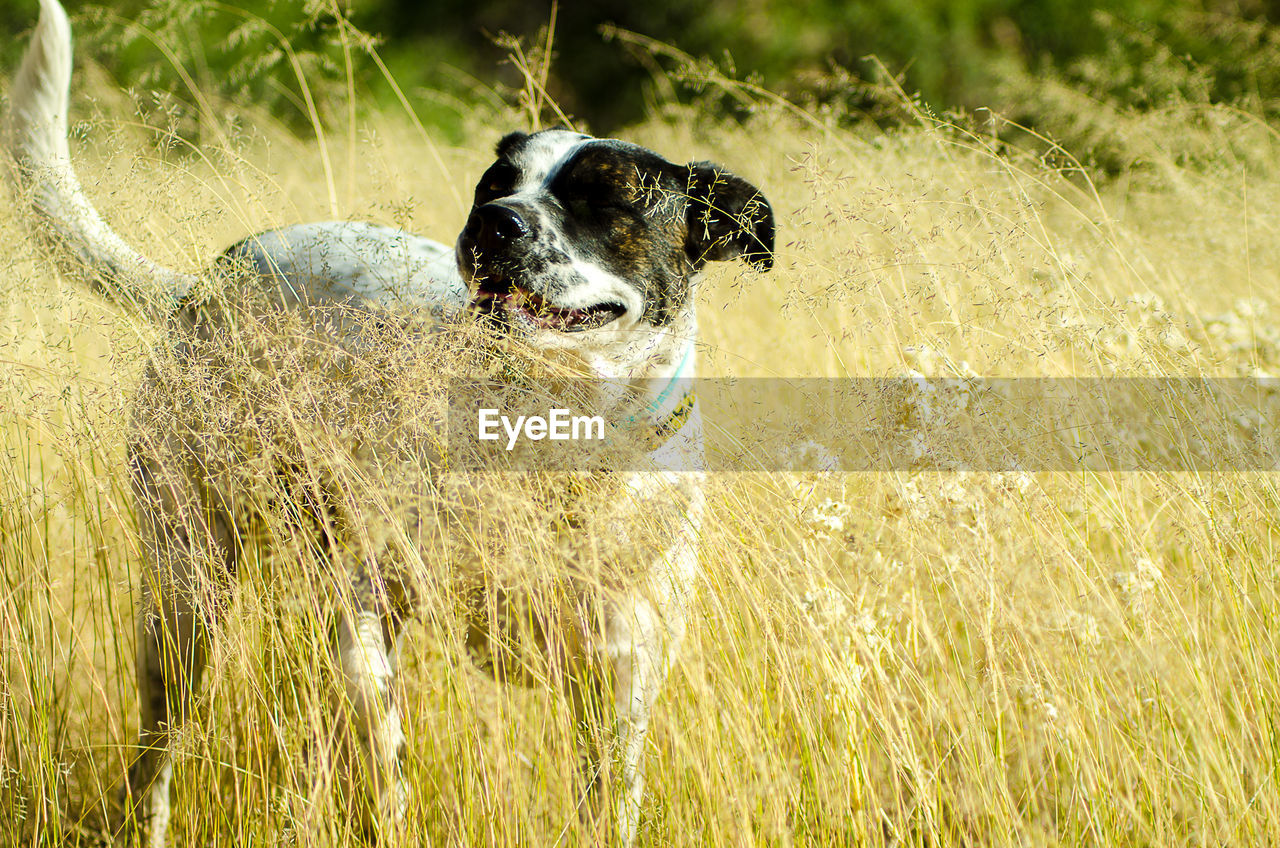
470,277,626,332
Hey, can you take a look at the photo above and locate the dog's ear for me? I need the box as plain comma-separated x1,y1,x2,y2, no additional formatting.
684,162,775,271
495,132,529,158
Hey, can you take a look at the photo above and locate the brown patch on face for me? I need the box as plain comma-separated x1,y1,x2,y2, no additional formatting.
549,142,697,325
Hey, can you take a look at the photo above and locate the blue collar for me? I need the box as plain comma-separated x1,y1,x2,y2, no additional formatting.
631,341,695,424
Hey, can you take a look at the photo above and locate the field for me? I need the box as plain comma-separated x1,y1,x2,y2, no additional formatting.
5,32,1280,847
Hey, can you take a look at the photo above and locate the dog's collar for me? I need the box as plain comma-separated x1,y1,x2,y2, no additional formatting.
628,341,694,422
641,388,697,450
625,341,697,450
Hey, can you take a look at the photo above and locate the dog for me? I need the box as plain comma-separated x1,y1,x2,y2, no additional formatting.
4,1,774,844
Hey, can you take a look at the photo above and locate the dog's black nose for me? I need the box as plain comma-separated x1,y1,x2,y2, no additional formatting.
466,204,530,253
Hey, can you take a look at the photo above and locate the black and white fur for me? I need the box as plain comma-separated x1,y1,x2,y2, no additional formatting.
4,1,773,845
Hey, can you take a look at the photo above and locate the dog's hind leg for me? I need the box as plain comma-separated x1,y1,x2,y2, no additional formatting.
332,559,409,840
125,451,238,848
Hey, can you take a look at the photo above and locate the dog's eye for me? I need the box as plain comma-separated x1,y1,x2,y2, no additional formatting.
475,164,516,204
565,195,622,220
564,183,632,218
475,181,509,205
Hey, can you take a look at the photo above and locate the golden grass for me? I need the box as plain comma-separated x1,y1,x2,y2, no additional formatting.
5,59,1280,847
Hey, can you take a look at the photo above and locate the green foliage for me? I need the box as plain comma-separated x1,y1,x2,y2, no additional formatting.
5,0,1280,169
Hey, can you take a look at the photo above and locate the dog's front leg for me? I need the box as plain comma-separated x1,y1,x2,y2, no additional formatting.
332,560,409,840
581,499,702,846
596,600,668,847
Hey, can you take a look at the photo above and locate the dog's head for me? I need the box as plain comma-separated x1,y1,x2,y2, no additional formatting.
456,129,773,366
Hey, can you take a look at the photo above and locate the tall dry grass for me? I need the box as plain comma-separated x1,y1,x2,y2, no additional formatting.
4,23,1280,848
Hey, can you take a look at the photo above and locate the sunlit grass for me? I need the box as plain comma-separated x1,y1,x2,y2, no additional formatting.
5,31,1280,847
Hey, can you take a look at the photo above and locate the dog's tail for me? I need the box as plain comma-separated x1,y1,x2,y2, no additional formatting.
4,0,197,312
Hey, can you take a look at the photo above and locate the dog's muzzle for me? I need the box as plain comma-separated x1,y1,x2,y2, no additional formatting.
460,203,626,333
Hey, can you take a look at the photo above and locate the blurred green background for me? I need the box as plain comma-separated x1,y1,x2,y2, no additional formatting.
2,0,1278,161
